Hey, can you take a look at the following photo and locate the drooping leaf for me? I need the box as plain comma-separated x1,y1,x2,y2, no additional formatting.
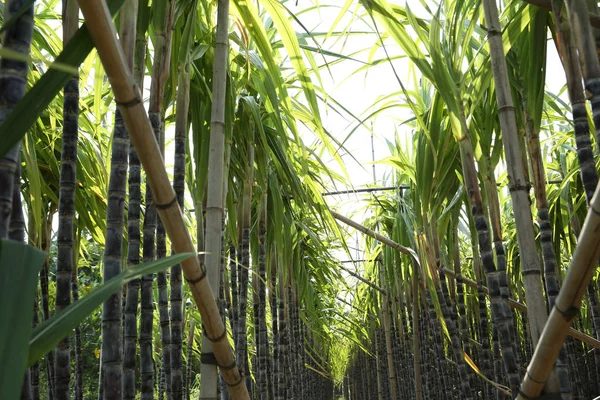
0,240,46,400
28,252,195,365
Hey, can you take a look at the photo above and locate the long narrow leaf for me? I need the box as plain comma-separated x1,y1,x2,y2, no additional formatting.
0,240,46,400
0,0,126,158
28,252,195,366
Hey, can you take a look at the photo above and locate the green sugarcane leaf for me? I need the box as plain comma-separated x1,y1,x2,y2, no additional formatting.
0,240,46,400
28,252,195,366
0,0,126,158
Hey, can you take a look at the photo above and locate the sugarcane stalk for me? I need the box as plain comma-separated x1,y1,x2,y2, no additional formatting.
75,0,248,397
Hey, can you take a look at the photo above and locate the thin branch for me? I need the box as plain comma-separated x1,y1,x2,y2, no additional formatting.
339,264,385,294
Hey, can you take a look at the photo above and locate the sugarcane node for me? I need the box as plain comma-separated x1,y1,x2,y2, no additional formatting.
202,323,227,342
200,352,218,365
497,104,515,113
184,265,206,285
521,269,540,276
486,27,501,37
554,303,579,321
219,360,238,371
591,205,600,216
508,183,529,192
525,370,547,385
115,96,141,109
155,195,177,209
225,373,244,388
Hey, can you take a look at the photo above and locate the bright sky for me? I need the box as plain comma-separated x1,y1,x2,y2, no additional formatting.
284,1,568,273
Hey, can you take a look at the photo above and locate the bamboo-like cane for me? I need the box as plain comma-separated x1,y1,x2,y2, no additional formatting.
516,145,600,394
330,210,419,263
76,0,249,398
330,209,600,350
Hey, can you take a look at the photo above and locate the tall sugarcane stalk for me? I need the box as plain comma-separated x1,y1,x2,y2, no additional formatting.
517,123,600,398
276,270,288,400
378,266,398,400
99,0,141,395
54,1,80,397
0,0,33,239
71,257,83,400
552,0,600,384
518,71,573,397
170,35,191,400
236,120,254,396
150,0,175,395
185,321,195,400
411,260,422,400
198,0,232,396
270,246,281,400
76,0,248,397
122,1,141,397
482,0,561,393
254,206,269,397
516,0,600,397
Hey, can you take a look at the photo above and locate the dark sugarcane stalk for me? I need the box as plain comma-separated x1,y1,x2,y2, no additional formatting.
374,332,383,400
423,283,448,396
420,308,432,399
256,207,269,398
411,260,422,400
153,0,175,394
453,239,475,394
156,174,171,400
72,262,83,400
277,275,288,400
100,65,130,400
477,279,492,398
287,284,297,400
139,0,174,397
139,147,157,400
438,267,473,398
99,0,140,393
457,132,521,394
54,0,80,396
377,265,398,400
169,59,189,400
553,1,600,385
237,230,253,398
155,125,171,399
270,248,281,400
484,161,521,370
185,321,195,400
1,0,34,391
295,295,305,399
40,223,55,400
492,326,503,400
0,0,34,238
123,0,146,397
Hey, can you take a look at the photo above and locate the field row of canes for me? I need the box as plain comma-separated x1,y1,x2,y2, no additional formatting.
2,0,600,399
